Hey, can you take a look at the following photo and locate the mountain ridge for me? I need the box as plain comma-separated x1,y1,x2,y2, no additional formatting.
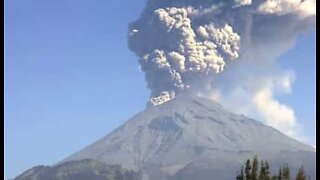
16,93,315,180
60,93,315,179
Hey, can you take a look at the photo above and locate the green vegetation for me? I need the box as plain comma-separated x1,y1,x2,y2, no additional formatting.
236,156,310,180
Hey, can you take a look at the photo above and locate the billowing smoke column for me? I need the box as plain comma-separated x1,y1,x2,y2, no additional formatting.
128,0,315,106
128,0,315,141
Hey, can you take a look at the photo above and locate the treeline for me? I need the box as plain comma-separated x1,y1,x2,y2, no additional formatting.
236,155,310,180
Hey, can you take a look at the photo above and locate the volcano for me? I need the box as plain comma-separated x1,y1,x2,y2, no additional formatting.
15,94,316,180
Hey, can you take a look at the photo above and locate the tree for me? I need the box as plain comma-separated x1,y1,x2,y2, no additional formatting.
237,166,245,180
265,161,270,180
277,168,282,180
235,156,310,180
295,166,309,180
282,164,290,180
245,159,252,180
252,155,259,180
258,160,266,180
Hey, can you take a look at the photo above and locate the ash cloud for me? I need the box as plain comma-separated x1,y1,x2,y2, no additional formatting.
128,0,315,138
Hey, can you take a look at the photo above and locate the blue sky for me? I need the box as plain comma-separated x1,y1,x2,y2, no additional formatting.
4,0,315,179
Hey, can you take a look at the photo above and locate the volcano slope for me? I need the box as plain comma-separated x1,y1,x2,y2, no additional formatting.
16,94,316,180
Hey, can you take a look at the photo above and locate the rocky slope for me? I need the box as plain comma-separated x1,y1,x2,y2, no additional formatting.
16,94,316,180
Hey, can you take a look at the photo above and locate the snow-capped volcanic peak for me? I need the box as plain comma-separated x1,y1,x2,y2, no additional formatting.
61,93,315,180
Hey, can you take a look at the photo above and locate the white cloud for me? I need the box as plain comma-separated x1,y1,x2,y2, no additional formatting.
208,71,306,141
234,0,252,7
256,0,316,19
253,88,296,132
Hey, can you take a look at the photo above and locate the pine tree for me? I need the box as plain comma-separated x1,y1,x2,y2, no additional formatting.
252,155,259,180
237,166,245,180
265,161,270,180
282,165,290,180
258,160,266,180
245,159,252,180
277,168,282,180
295,166,308,180
235,156,310,180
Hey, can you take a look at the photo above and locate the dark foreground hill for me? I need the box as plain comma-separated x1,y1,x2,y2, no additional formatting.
15,94,316,180
15,159,140,180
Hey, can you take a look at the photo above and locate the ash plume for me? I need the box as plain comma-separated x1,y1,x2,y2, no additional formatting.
128,0,315,138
